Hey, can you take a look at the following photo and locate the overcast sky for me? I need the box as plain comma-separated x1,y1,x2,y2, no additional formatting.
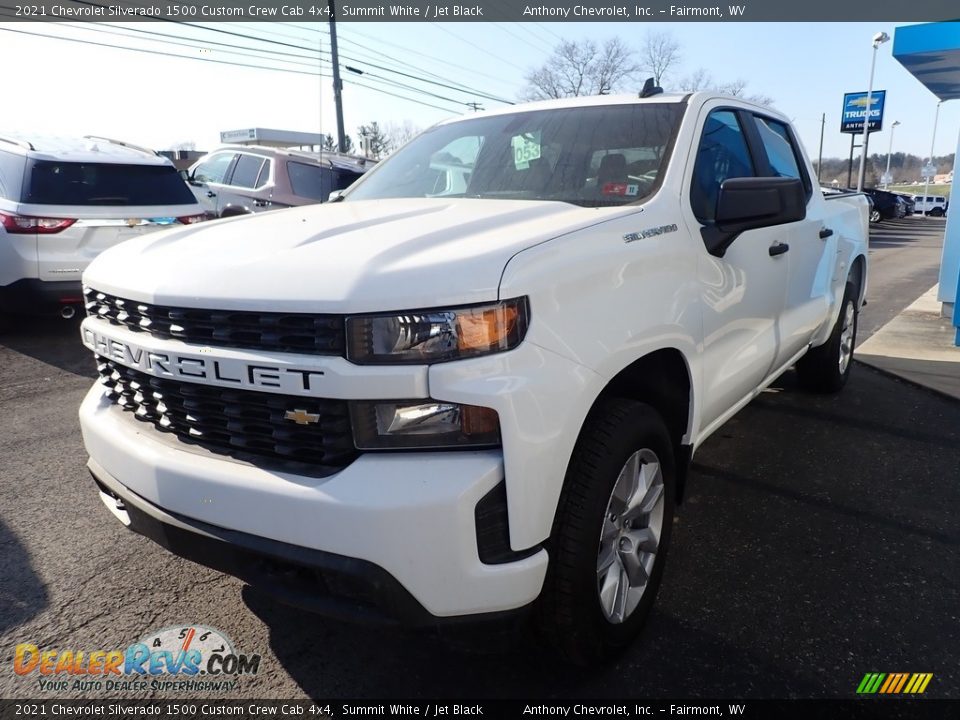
1,20,958,165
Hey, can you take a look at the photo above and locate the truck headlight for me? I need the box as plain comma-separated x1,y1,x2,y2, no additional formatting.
346,297,529,364
350,400,500,449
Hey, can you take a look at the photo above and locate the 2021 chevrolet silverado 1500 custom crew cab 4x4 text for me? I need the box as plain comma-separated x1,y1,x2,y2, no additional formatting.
79,92,868,663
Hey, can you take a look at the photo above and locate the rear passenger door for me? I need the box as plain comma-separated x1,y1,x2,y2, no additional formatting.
748,114,828,368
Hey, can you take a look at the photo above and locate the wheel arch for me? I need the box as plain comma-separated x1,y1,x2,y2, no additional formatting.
849,253,867,306
582,347,694,504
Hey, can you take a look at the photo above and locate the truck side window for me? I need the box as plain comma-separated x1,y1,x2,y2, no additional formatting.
753,116,811,197
691,110,756,223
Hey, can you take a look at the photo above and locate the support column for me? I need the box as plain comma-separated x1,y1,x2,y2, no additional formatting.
936,124,960,320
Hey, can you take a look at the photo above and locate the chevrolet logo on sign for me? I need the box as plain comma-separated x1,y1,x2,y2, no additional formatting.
284,409,320,425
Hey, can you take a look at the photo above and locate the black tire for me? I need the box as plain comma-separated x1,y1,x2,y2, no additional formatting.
537,398,675,665
796,281,858,393
930,208,944,218
869,209,881,223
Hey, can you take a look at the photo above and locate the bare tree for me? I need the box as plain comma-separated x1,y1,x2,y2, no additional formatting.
639,31,681,87
523,37,640,100
680,68,774,106
382,120,421,151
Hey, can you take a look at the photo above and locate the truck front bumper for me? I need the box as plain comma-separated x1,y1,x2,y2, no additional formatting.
80,385,548,622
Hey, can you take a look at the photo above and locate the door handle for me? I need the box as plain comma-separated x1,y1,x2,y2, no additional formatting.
769,242,789,257
819,227,834,239
253,200,270,207
206,191,217,198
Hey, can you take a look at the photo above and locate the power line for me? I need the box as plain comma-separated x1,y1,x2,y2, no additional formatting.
35,5,514,107
490,22,554,54
431,24,527,72
338,64,475,108
58,22,323,70
321,47,514,105
330,26,517,88
0,23,462,115
0,23,321,76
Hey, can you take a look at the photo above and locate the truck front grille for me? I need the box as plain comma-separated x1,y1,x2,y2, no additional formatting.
97,357,357,472
84,287,345,356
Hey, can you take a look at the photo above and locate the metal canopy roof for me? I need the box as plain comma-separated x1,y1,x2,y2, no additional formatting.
893,22,960,100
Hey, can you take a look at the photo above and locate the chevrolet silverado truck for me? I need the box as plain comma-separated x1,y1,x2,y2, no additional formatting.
79,91,868,663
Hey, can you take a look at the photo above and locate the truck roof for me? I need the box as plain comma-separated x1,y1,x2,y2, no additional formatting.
436,91,781,125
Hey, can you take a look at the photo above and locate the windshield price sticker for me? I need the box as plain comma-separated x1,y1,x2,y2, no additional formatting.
512,132,542,169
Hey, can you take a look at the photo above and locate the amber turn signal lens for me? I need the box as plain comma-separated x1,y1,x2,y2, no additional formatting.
457,304,520,353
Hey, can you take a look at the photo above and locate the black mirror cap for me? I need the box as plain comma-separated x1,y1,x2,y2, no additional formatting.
703,177,806,257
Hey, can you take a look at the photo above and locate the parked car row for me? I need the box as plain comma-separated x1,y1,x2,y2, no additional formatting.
0,132,375,322
823,186,947,223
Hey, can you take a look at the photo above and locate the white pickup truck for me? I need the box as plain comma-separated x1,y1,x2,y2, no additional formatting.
79,91,868,663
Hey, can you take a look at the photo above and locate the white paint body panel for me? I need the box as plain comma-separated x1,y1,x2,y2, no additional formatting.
79,92,869,617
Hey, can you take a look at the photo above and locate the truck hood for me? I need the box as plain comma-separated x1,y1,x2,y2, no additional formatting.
83,198,635,313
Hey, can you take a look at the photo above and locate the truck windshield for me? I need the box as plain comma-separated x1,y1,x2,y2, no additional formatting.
346,103,685,208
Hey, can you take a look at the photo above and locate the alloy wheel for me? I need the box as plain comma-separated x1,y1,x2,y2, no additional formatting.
596,449,665,624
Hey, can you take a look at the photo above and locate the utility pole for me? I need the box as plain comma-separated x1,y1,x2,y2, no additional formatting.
328,0,346,152
817,113,825,183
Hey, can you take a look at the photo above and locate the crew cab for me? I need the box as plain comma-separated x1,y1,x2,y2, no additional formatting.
78,92,868,663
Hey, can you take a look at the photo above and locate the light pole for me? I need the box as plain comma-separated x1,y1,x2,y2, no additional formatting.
883,120,900,189
921,100,943,217
856,31,890,192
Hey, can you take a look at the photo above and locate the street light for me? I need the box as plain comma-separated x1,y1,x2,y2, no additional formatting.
883,120,900,189
921,100,943,218
856,31,890,192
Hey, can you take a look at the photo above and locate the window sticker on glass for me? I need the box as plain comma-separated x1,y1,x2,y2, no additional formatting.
602,183,640,197
512,131,541,170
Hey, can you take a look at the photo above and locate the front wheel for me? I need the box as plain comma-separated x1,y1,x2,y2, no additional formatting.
537,399,675,665
869,209,881,223
795,281,858,393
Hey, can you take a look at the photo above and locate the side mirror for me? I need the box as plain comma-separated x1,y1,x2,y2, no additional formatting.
702,176,806,257
327,190,345,203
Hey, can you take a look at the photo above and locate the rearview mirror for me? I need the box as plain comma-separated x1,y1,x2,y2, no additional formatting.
702,177,806,257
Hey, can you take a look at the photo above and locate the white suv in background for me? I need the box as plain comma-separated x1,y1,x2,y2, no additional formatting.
912,194,948,216
0,134,205,321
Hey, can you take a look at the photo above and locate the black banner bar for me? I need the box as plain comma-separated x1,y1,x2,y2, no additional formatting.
0,0,958,22
1,700,958,720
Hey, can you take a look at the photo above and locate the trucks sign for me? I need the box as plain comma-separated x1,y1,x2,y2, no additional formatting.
841,91,886,134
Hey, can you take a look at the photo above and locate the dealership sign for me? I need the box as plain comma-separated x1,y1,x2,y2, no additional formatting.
841,91,886,134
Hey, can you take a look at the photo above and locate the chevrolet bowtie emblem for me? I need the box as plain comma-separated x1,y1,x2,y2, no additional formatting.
284,409,320,425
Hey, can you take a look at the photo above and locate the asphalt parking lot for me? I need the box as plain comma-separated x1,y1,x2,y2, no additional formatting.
1,218,958,700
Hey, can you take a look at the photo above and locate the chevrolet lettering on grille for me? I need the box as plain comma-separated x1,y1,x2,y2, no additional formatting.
80,325,327,395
